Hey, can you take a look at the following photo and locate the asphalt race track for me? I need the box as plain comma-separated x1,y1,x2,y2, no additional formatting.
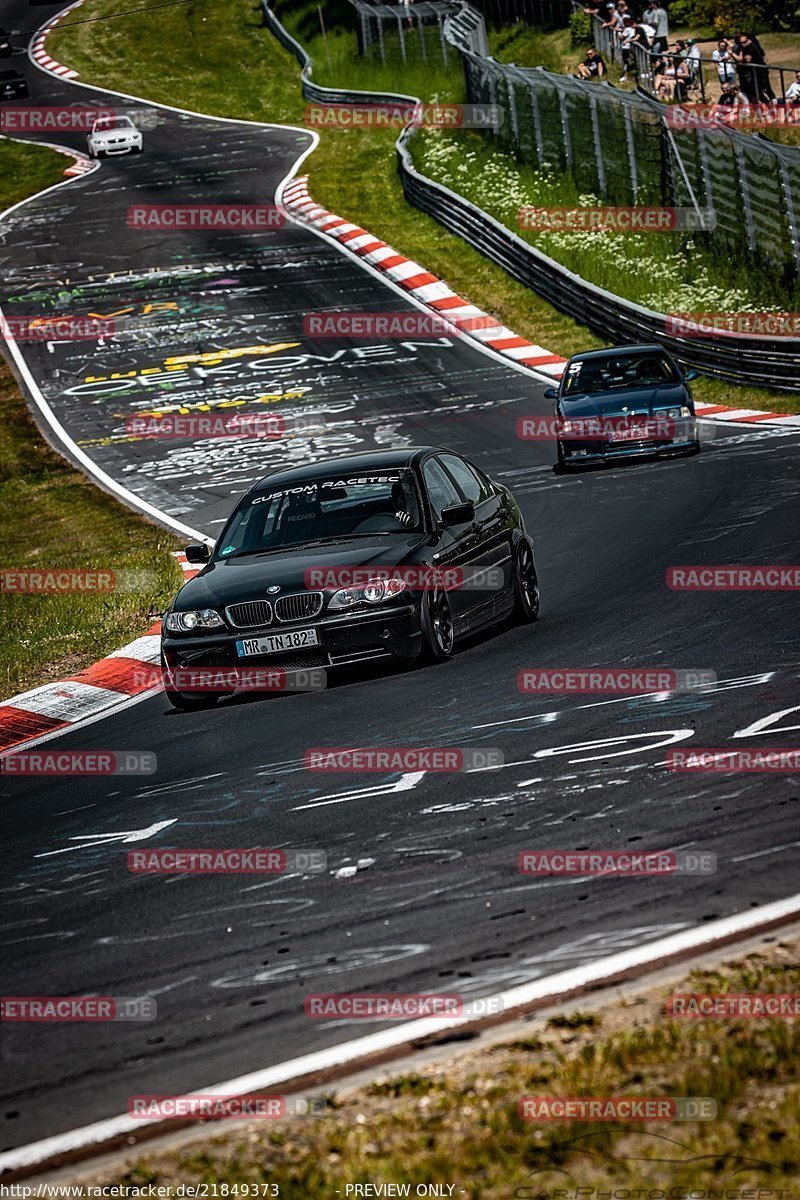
1,0,799,1156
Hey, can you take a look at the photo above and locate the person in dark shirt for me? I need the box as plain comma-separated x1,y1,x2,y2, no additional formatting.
576,47,606,78
732,34,775,103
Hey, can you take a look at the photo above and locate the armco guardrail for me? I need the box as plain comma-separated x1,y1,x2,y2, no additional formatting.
263,1,799,392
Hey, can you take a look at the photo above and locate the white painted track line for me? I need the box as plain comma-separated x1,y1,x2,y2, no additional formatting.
2,890,798,1174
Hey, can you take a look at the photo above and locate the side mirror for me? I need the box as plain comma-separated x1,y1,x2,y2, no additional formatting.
684,369,700,381
544,387,558,399
441,502,475,528
185,542,211,564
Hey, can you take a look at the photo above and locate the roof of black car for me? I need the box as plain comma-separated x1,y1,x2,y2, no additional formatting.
567,344,668,364
251,447,444,492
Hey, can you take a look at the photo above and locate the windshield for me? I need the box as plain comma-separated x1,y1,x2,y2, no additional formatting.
93,116,135,132
563,353,679,396
215,468,424,558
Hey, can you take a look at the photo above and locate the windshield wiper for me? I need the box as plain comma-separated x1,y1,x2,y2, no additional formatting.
223,546,293,559
224,532,419,559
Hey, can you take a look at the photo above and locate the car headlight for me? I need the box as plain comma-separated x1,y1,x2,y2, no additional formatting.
164,609,224,633
657,407,693,419
328,578,406,610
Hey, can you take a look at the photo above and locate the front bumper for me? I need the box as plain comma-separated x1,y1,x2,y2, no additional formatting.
560,422,697,464
161,602,423,685
89,138,141,155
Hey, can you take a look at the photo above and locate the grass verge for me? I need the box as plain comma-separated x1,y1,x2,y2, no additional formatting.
0,141,182,696
49,0,799,416
71,939,799,1193
0,353,183,696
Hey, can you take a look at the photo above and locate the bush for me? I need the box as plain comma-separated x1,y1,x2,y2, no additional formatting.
663,0,800,34
569,9,593,47
666,0,699,27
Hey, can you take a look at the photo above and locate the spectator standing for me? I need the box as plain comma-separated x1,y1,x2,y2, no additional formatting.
601,2,623,31
711,40,736,86
745,33,776,102
576,46,606,78
618,16,638,82
642,1,668,53
731,34,773,103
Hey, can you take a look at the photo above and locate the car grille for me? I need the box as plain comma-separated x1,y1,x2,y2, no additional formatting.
268,649,329,670
226,600,273,629
274,592,324,623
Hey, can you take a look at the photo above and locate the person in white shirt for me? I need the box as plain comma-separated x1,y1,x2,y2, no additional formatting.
783,70,800,105
712,39,736,86
619,16,637,82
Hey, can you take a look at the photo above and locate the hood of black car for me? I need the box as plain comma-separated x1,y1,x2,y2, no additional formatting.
559,384,689,419
172,534,428,610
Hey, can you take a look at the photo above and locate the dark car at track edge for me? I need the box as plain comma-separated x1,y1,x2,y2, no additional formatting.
546,343,701,471
160,448,539,709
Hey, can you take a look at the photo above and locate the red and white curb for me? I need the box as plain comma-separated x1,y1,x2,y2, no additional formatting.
282,175,800,428
0,554,199,754
63,156,95,177
29,0,84,80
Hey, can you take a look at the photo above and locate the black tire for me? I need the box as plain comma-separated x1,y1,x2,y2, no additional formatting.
513,540,540,623
556,441,572,472
419,585,455,662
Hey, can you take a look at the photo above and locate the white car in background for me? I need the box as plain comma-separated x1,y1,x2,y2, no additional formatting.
87,115,142,158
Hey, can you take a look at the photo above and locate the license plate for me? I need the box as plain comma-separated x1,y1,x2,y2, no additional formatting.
610,424,650,442
235,629,319,657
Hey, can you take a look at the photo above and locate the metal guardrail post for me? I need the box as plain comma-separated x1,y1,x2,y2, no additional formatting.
397,13,406,63
507,74,520,144
487,63,500,139
661,118,703,221
623,104,638,203
778,156,800,275
733,140,758,255
529,77,544,163
589,93,606,194
560,84,573,169
416,12,428,62
697,128,713,214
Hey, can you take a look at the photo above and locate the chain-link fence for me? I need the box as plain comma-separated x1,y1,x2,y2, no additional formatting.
349,0,464,67
452,29,800,283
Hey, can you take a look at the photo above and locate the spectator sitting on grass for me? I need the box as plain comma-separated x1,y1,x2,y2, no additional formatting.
576,47,606,78
642,1,668,52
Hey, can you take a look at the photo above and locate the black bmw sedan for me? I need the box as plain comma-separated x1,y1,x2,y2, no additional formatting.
161,448,539,709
